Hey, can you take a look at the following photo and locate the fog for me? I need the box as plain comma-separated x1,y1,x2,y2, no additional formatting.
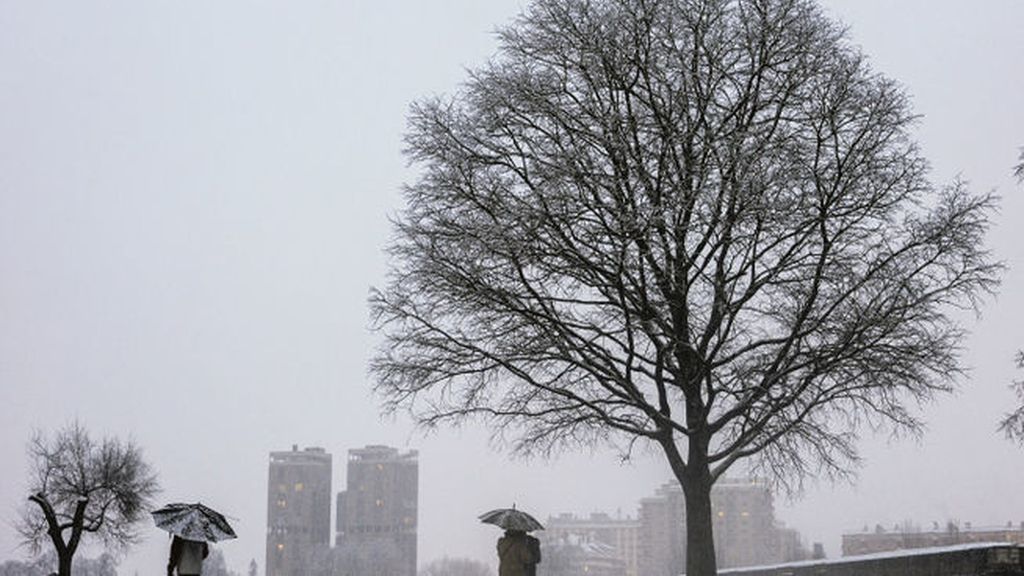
1,1,1022,575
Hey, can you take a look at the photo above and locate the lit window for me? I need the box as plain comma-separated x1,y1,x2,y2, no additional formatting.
376,499,384,507
278,499,287,508
717,511,725,518
294,483,304,492
277,544,284,551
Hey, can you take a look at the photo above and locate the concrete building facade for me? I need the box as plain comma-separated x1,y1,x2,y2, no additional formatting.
543,512,640,576
635,478,808,575
542,539,628,576
711,478,780,568
638,485,687,576
334,445,419,576
266,445,333,576
842,521,1024,557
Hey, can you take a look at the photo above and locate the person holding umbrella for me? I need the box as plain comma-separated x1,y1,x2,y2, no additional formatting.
498,529,541,576
167,535,209,576
152,502,237,576
479,506,543,576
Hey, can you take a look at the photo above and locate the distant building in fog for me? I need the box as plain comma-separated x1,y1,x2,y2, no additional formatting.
334,445,418,576
266,445,333,576
776,525,814,563
712,478,780,568
638,483,686,576
842,521,1024,556
635,478,809,575
542,538,628,576
543,512,640,576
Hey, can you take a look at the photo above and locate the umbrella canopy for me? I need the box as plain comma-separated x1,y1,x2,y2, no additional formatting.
479,507,544,532
152,502,237,542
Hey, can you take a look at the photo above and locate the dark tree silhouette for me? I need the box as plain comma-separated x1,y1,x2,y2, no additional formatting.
370,1,1000,574
17,422,160,576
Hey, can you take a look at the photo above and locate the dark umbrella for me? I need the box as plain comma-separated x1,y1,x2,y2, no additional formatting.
152,502,237,542
479,506,544,532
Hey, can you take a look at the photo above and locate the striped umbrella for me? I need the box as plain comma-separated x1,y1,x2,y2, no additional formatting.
479,506,544,532
152,502,237,542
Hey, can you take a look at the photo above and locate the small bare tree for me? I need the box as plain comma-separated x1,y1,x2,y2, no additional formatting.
370,1,1000,575
17,422,160,576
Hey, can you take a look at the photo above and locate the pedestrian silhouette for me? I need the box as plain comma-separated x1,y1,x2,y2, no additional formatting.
167,535,209,576
498,529,541,576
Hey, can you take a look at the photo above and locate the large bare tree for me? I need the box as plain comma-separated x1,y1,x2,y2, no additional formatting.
370,1,1000,574
17,422,160,576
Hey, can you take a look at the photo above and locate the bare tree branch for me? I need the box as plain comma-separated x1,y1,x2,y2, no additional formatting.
999,351,1024,442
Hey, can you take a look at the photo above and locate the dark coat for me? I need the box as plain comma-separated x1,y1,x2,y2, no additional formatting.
498,532,531,576
168,536,209,576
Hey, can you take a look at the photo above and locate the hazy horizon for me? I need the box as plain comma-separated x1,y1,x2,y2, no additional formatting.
2,1,1022,575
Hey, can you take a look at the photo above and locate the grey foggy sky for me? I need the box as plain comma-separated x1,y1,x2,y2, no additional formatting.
1,1,1022,575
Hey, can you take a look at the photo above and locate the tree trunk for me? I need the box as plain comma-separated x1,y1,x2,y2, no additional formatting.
29,493,81,576
682,468,716,576
58,550,72,576
662,432,718,576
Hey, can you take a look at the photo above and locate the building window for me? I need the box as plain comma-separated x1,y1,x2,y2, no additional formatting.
294,483,304,492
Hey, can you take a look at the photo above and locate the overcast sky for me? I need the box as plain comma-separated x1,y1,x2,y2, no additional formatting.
1,1,1022,575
